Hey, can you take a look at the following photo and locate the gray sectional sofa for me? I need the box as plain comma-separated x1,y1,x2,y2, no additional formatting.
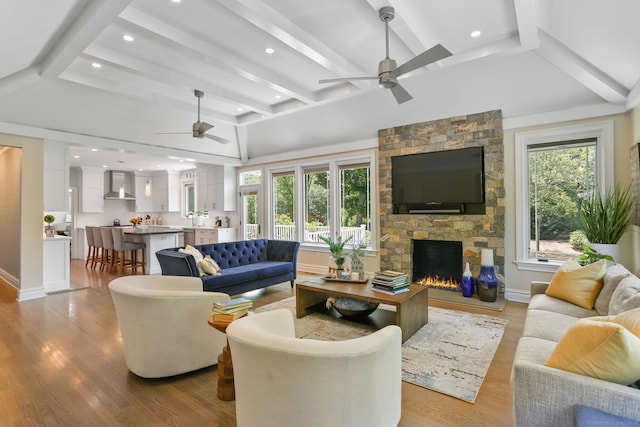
511,263,640,426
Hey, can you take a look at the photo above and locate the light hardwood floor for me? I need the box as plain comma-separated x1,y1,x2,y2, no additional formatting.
0,261,527,426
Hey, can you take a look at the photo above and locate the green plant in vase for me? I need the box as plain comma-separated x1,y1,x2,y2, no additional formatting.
44,214,55,237
318,235,353,271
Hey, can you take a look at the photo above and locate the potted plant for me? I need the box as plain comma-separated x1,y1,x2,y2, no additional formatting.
318,235,353,273
580,183,633,261
44,214,55,237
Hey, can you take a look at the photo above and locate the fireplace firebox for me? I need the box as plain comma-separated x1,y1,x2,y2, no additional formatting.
412,240,463,291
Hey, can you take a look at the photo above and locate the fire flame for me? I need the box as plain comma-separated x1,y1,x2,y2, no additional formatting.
417,275,460,291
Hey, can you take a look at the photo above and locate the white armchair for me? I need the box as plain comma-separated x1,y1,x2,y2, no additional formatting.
108,275,229,378
226,308,402,427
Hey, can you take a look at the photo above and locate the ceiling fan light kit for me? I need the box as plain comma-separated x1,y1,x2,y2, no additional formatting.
319,6,452,104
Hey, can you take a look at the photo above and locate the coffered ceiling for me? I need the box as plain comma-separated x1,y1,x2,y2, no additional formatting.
0,0,638,170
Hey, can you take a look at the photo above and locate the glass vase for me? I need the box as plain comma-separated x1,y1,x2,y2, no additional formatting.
461,262,474,298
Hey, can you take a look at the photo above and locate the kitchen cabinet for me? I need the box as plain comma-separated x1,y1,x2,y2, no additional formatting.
43,140,69,211
195,228,237,245
196,165,237,212
152,171,180,212
134,173,154,212
79,167,104,212
43,236,71,292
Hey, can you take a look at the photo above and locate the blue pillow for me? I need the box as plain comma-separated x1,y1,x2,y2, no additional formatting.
574,405,640,427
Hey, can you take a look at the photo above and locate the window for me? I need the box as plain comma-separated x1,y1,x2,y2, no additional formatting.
273,172,296,240
304,166,330,244
339,163,371,247
515,121,613,271
183,182,195,217
528,139,596,260
240,170,261,185
264,153,375,250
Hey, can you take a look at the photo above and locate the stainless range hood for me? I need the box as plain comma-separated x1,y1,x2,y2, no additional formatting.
104,171,136,200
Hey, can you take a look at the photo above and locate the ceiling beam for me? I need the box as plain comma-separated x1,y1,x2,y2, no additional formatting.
513,0,540,50
60,68,238,125
0,67,42,96
39,0,132,78
214,0,371,89
121,6,317,105
535,30,628,104
626,77,640,110
83,44,273,116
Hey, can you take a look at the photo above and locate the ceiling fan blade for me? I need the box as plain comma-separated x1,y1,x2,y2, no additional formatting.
194,121,214,133
394,44,452,77
203,133,231,144
319,76,377,84
156,132,190,135
390,83,413,104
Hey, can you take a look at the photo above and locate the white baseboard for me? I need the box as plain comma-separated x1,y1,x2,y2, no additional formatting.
505,288,530,303
18,287,46,301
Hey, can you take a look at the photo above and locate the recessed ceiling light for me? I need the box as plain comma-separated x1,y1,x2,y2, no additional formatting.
265,47,275,54
91,62,102,69
102,165,108,168
171,0,181,3
237,107,244,112
73,155,80,159
138,168,143,171
275,95,282,99
91,148,98,152
123,34,134,42
471,30,482,38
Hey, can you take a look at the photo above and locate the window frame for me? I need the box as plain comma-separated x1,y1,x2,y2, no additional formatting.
265,151,376,252
514,121,614,272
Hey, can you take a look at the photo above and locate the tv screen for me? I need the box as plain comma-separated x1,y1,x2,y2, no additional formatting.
392,147,484,206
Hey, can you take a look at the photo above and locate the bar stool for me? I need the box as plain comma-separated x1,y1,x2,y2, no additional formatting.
85,226,96,268
112,227,146,274
91,227,104,270
100,227,116,273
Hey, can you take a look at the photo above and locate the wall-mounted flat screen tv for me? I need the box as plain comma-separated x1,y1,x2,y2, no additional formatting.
392,147,484,209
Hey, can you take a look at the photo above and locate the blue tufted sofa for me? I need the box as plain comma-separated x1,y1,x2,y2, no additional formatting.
155,239,300,295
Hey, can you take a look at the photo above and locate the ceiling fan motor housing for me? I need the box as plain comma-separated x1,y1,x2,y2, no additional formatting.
378,58,398,88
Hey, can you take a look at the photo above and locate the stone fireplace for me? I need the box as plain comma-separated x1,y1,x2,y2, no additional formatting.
378,110,505,292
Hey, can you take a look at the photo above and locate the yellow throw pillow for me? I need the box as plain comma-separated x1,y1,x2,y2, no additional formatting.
546,308,640,385
545,259,606,309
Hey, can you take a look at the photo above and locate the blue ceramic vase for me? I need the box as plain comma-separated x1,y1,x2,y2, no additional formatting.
461,262,474,298
476,249,499,302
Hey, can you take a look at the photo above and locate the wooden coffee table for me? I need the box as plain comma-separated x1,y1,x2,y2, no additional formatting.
296,278,428,342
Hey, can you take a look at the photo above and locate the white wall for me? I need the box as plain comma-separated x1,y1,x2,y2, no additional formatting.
0,133,45,300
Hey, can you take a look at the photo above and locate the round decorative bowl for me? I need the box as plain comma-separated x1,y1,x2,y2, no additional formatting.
332,297,379,318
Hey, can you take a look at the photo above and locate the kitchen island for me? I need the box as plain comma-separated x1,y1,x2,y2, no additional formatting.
124,227,183,274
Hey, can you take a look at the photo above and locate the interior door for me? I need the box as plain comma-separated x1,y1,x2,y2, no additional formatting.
240,186,261,240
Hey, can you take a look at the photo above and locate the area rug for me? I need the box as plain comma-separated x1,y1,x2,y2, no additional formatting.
254,297,508,403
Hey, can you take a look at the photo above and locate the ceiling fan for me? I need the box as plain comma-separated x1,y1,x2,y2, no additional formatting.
319,6,452,104
157,90,231,144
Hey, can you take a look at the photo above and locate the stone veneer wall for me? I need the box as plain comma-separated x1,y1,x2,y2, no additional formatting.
378,110,505,279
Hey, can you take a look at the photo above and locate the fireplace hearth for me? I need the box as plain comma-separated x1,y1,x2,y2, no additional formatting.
412,240,463,291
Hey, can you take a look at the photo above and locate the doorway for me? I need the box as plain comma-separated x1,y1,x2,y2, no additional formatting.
240,185,261,240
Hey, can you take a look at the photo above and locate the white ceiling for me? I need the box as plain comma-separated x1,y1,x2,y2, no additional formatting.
0,0,638,171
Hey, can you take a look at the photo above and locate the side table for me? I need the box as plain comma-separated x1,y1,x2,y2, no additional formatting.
207,315,235,401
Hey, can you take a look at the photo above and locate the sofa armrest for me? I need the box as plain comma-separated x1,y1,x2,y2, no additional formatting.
530,281,550,296
512,360,640,426
266,240,300,265
155,250,200,278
